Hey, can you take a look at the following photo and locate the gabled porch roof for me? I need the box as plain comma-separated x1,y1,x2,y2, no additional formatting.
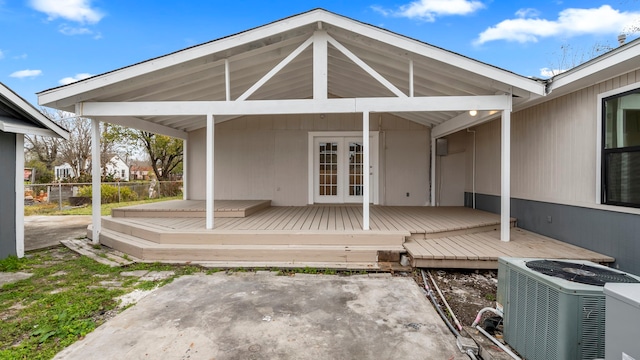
37,8,545,138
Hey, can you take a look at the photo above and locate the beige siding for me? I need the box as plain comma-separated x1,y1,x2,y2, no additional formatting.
186,128,206,200
383,129,430,205
434,130,469,206
186,113,430,206
469,69,640,208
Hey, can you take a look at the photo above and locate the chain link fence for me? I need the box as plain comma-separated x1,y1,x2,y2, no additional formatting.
24,181,183,208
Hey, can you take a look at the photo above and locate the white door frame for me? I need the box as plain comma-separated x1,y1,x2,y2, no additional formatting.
308,131,379,204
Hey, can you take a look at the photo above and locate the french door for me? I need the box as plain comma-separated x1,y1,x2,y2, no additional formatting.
312,135,377,203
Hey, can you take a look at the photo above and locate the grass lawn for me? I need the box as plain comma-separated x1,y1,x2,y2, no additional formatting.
0,247,213,360
24,196,182,216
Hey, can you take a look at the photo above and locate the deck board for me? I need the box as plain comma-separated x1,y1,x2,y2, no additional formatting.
101,201,614,269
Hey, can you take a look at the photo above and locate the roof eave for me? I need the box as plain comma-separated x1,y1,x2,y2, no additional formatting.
548,37,640,95
0,82,70,139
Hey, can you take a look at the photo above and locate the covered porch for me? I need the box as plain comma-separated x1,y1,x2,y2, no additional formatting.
93,200,614,269
37,9,613,269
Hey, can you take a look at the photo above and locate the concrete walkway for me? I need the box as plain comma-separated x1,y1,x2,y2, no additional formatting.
54,272,466,360
24,215,92,251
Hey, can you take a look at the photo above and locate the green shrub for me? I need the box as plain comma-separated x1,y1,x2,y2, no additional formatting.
158,181,182,197
77,184,139,204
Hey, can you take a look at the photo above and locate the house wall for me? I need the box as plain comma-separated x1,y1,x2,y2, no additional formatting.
0,131,17,258
186,113,430,206
465,69,640,274
434,130,471,206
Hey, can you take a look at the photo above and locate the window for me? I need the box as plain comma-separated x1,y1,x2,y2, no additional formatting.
602,88,640,208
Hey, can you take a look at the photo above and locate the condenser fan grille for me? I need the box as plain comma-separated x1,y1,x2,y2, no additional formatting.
525,260,640,286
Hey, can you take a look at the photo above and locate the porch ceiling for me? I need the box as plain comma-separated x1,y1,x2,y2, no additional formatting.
38,9,545,136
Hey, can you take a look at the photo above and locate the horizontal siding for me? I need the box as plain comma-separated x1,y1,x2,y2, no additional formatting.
187,113,429,206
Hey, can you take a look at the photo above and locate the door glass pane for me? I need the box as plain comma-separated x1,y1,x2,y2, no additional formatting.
319,142,338,196
348,142,363,196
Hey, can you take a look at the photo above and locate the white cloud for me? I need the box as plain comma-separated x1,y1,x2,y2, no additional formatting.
373,0,485,22
29,0,104,24
539,67,568,77
515,8,540,18
58,73,93,85
59,24,92,35
475,5,640,45
0,49,4,60
10,69,42,78
13,53,28,60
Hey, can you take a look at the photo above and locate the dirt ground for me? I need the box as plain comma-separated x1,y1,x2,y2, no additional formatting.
413,269,498,328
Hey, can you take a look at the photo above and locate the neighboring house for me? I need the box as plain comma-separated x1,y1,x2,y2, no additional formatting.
36,9,640,273
130,165,153,180
0,82,69,259
104,155,130,181
55,155,130,181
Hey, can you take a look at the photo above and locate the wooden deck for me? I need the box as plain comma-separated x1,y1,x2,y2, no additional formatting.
111,199,271,218
96,200,615,269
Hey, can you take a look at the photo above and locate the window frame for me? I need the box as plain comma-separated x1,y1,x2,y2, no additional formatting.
598,83,640,208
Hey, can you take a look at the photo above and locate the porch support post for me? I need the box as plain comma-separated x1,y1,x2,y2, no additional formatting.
91,118,101,244
182,139,188,200
206,113,215,229
500,109,511,242
313,31,328,100
15,134,24,258
431,137,436,206
363,111,370,230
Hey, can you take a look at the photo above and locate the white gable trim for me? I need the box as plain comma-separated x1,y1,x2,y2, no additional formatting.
1,83,69,139
0,116,61,137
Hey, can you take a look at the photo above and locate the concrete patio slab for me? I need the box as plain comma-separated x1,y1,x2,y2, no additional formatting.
24,215,92,251
54,272,466,360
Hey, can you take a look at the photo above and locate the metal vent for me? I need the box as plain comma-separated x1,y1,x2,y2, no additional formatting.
526,259,640,286
580,296,606,359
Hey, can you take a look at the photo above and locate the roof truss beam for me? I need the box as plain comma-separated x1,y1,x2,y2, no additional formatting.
77,94,511,118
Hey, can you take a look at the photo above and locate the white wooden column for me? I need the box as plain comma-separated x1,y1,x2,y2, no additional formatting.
363,111,370,230
15,134,24,258
182,139,188,200
313,30,328,100
501,110,511,242
430,137,436,206
91,118,101,244
206,114,215,229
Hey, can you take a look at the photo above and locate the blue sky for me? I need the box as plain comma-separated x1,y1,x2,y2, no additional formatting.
1,0,639,105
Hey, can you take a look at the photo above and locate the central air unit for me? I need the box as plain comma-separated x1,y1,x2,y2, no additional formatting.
497,257,640,360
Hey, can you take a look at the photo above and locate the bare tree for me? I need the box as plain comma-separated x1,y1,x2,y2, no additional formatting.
24,108,63,171
57,116,93,180
134,131,183,181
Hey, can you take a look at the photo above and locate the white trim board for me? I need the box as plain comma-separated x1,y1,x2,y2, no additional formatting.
595,80,640,206
15,134,24,258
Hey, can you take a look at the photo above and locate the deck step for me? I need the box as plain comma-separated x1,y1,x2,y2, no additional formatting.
101,217,408,247
404,228,615,269
99,228,404,265
407,218,517,240
111,200,271,218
